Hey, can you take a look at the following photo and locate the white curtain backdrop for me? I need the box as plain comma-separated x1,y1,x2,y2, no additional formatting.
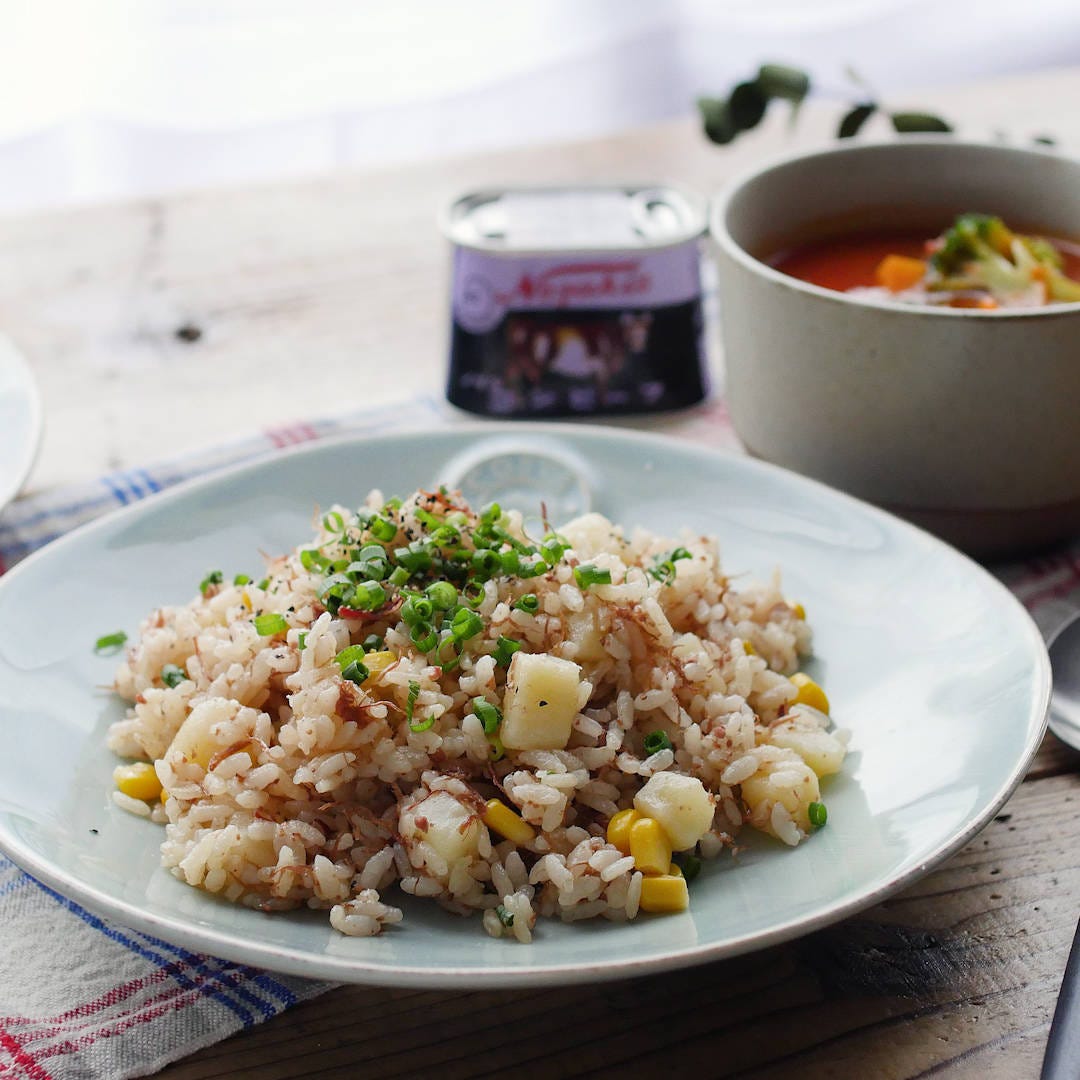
1,0,1078,212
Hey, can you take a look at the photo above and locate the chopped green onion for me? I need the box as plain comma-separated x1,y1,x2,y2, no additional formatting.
471,549,502,580
425,581,458,611
451,607,485,642
348,581,387,612
317,573,353,615
388,566,410,587
253,613,288,636
161,663,187,688
480,502,502,525
298,632,308,650
649,547,693,586
574,564,611,589
513,594,540,614
410,624,438,653
541,535,568,564
643,730,673,756
299,547,330,573
492,636,522,667
471,697,502,735
233,573,251,586
808,801,828,829
519,559,549,579
401,597,434,627
382,496,403,512
462,581,486,607
406,680,436,731
362,633,384,651
322,510,345,534
673,851,702,883
499,550,521,575
256,577,270,590
336,644,368,669
341,659,370,685
199,570,224,596
347,554,390,582
394,544,432,575
494,903,514,927
94,631,128,653
414,507,442,530
429,524,460,547
487,732,505,761
368,515,397,542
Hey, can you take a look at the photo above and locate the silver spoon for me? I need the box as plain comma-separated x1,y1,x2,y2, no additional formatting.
1040,612,1080,1079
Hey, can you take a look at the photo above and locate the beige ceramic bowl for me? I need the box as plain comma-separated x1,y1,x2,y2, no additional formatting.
710,138,1080,557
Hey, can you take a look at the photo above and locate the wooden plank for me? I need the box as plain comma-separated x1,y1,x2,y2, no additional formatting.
158,767,1080,1079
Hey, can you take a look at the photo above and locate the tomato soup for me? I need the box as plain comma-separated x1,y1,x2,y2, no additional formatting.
769,229,1080,294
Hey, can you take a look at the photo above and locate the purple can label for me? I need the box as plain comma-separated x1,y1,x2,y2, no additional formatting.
447,242,707,418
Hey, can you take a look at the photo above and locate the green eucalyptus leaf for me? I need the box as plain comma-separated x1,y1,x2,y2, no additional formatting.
756,63,810,104
890,112,953,134
697,97,739,145
729,80,768,131
837,102,877,139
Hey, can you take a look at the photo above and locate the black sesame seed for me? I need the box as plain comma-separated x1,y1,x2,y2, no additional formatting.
175,322,203,343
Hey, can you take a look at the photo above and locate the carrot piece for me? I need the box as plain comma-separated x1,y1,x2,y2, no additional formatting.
875,254,928,292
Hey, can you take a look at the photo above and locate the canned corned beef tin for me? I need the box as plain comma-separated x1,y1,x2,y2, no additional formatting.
443,185,709,418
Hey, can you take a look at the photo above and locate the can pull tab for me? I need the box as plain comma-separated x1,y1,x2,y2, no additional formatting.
436,437,593,530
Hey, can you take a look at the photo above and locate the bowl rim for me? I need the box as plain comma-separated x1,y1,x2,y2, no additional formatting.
708,135,1080,320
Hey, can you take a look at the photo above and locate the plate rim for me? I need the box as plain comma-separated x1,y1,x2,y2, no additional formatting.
0,421,1051,987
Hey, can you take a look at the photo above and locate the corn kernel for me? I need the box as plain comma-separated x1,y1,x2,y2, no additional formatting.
742,640,756,655
114,762,163,802
482,799,536,846
241,590,252,612
639,874,690,913
791,602,806,621
363,650,397,680
606,808,640,854
668,862,682,877
790,672,829,714
629,817,672,875
160,787,169,805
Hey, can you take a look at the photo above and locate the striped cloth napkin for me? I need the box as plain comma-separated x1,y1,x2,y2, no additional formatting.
1,393,1078,1080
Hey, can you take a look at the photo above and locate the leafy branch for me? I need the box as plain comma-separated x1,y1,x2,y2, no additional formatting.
697,63,952,146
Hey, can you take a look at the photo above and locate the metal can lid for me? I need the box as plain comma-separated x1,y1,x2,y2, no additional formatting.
442,184,707,253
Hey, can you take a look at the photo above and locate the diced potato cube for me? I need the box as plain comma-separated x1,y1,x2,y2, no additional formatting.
399,790,482,866
559,513,620,558
767,721,845,777
634,772,715,851
165,701,247,770
501,652,582,751
741,758,820,835
564,610,606,663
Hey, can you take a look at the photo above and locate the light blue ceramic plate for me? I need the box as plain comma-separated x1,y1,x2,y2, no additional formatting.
0,425,1049,988
0,335,41,511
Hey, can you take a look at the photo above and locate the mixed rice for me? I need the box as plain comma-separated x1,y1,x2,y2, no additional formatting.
107,488,846,942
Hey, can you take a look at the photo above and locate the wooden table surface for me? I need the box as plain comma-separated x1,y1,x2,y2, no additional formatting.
4,66,1080,1079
